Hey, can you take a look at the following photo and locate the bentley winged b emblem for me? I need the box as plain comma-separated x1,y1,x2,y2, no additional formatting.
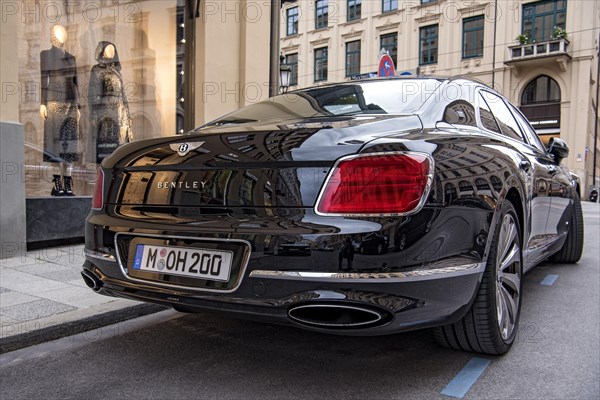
169,141,205,156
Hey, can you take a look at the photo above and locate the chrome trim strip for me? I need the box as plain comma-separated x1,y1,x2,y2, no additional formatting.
250,262,483,282
313,151,436,217
84,249,116,261
113,232,252,294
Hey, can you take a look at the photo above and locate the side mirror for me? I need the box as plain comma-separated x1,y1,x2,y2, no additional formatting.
547,137,569,163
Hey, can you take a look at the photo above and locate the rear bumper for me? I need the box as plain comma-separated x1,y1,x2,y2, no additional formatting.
83,250,484,335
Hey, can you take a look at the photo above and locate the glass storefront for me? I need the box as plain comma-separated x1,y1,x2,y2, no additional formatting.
18,0,187,197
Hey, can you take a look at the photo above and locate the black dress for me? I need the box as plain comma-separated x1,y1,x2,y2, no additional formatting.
88,41,132,163
40,45,80,163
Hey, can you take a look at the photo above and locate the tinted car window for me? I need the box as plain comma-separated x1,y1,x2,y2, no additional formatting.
508,103,546,152
480,91,525,142
203,79,442,127
477,93,501,133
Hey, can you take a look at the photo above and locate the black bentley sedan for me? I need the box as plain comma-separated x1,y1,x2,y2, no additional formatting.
82,78,583,355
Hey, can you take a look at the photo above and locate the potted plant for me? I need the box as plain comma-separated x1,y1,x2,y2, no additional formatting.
516,33,531,45
552,26,568,40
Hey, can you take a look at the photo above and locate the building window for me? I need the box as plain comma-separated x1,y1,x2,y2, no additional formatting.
287,7,299,36
382,0,397,13
345,40,361,77
421,0,437,4
285,53,298,86
314,47,328,82
522,0,567,43
315,0,328,29
380,33,398,67
522,75,560,104
462,16,484,59
419,25,438,65
347,0,361,21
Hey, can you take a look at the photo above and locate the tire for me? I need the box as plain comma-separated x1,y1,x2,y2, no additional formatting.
550,192,584,264
434,201,523,355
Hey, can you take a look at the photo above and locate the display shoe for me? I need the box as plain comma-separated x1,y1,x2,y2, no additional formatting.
51,174,65,196
63,176,75,196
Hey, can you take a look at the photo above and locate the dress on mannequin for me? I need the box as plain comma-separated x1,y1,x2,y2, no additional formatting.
88,41,132,163
40,25,80,196
40,25,80,163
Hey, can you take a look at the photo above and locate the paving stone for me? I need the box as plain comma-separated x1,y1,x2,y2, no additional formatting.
0,256,39,269
1,299,76,322
0,269,72,294
0,291,41,308
36,269,84,283
35,286,112,308
0,314,20,326
12,262,71,276
66,278,87,288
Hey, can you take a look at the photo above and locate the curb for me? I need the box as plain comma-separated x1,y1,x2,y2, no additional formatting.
0,303,167,354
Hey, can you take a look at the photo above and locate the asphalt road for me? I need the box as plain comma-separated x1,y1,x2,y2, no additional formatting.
1,203,599,400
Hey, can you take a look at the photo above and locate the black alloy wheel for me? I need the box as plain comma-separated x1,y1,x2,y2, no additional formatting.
434,200,523,355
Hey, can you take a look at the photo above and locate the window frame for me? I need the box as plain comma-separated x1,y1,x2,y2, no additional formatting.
285,53,299,86
286,6,299,36
462,15,484,59
382,0,398,14
315,0,328,30
314,47,328,82
347,0,362,21
522,0,567,43
419,24,439,65
380,32,398,67
345,40,361,77
508,102,547,152
478,90,527,143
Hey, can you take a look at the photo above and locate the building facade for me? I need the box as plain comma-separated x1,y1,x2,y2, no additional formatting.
280,0,600,197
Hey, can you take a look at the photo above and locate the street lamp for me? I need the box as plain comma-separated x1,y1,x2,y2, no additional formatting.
280,54,291,93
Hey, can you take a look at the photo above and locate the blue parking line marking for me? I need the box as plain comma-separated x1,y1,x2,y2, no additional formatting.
441,357,491,398
540,274,559,286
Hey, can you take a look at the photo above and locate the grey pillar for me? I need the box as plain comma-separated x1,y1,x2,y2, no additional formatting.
0,122,26,259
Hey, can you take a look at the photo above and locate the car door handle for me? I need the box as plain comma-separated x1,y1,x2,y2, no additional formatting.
519,160,531,172
547,165,558,175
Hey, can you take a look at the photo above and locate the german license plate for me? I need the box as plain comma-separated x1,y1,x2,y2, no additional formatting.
132,244,233,282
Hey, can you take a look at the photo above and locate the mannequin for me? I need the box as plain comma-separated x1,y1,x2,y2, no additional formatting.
40,24,80,196
88,41,132,163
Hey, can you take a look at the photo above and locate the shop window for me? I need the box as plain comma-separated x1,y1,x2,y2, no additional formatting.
15,0,187,197
520,75,561,144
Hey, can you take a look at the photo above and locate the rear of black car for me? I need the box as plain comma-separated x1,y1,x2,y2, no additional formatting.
82,79,493,335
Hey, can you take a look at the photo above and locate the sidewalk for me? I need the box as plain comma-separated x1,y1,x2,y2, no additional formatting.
0,244,164,353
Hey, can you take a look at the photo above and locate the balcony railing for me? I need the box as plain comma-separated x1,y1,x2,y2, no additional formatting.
507,38,569,62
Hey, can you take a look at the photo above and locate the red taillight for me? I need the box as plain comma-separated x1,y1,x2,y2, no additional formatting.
315,153,432,216
91,169,104,210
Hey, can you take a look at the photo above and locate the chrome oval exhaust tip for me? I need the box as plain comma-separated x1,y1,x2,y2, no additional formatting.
288,304,387,329
81,270,103,291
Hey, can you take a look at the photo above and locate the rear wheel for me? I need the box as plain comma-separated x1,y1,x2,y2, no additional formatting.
550,192,584,264
434,201,522,355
